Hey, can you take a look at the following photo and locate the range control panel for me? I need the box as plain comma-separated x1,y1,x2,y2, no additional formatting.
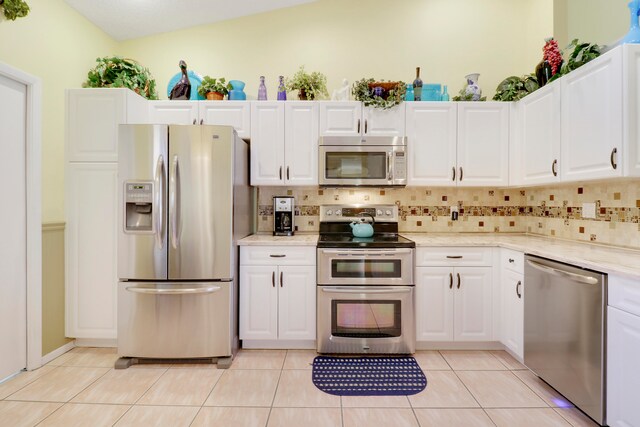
319,204,398,222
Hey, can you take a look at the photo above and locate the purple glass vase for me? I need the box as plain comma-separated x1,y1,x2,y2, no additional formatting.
258,76,267,100
277,76,287,101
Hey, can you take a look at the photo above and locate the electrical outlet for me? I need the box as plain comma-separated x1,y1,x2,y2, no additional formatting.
582,202,596,219
450,205,459,221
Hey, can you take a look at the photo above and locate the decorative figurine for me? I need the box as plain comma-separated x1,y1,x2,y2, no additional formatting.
623,0,640,44
257,76,268,100
277,76,287,101
169,60,191,100
331,78,350,101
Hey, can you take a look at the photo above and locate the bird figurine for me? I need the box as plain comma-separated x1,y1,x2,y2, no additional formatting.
169,60,191,100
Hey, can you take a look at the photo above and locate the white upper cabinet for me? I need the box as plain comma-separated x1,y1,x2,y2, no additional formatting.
284,102,318,186
623,44,640,177
457,102,510,187
250,102,286,186
319,101,404,137
66,88,148,162
148,100,199,125
561,47,623,181
513,81,561,186
406,102,457,186
199,101,251,139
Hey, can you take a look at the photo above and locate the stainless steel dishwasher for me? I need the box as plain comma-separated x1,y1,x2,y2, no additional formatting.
524,255,607,426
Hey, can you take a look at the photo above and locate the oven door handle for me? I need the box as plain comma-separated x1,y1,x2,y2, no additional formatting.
321,287,413,294
320,249,413,256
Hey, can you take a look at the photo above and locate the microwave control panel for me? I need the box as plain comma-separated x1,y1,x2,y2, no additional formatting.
394,151,406,180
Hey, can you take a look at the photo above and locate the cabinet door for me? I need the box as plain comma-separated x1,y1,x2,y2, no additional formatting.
415,267,454,341
457,103,509,186
278,265,316,340
239,266,278,340
406,103,457,186
561,48,623,181
199,101,250,139
501,269,524,359
454,267,492,341
607,307,640,427
363,105,405,137
250,102,285,186
66,163,118,339
318,101,362,136
67,89,126,162
148,101,198,125
517,82,561,185
284,102,318,186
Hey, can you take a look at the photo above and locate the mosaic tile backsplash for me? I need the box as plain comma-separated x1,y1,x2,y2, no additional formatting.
257,180,640,249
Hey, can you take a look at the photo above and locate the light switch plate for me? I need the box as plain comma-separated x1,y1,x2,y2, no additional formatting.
582,202,596,219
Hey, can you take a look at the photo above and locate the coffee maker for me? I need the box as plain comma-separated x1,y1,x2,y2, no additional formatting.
273,196,294,236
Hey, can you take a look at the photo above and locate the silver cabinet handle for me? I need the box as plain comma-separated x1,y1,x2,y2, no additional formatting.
192,119,196,125
526,260,599,285
272,271,275,287
126,286,220,295
154,155,165,249
452,167,456,181
280,271,283,288
364,119,368,134
286,166,290,181
457,273,461,289
449,273,453,289
279,166,283,180
169,155,181,248
516,280,522,299
459,167,463,181
322,287,412,294
447,255,463,259
611,148,618,169
269,254,286,258
552,159,558,176
357,118,361,134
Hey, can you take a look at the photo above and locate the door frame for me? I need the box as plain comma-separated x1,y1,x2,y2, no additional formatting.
0,62,42,370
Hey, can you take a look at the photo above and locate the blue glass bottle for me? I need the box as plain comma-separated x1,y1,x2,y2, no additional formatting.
405,84,414,101
413,67,423,101
441,85,450,101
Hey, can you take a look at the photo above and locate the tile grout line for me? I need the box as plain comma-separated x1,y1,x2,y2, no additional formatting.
1,365,58,401
263,350,287,427
188,366,227,427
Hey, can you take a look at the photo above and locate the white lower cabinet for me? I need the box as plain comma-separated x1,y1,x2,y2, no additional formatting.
239,246,316,348
416,266,492,342
500,269,524,359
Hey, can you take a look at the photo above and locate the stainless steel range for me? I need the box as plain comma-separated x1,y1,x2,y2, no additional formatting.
316,204,415,354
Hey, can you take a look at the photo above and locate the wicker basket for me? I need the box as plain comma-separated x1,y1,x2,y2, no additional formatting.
367,81,401,91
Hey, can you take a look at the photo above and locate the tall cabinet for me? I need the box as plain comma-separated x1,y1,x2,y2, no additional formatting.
65,88,147,340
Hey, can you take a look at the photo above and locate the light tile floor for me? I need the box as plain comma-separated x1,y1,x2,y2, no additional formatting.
0,347,600,427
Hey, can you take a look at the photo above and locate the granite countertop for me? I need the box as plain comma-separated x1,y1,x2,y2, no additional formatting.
237,232,640,279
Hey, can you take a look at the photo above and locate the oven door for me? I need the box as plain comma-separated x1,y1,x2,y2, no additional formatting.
317,248,413,286
317,285,415,354
319,145,403,186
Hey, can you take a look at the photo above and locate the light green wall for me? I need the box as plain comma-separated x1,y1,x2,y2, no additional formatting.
566,0,629,46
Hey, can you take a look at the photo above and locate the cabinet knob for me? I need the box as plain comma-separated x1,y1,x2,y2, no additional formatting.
509,258,515,263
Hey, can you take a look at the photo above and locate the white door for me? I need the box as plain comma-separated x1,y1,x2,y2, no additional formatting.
239,266,278,340
501,269,524,358
0,74,27,379
148,100,199,124
363,105,405,137
457,103,510,186
318,101,362,136
415,267,454,341
454,267,493,341
284,102,318,186
278,265,316,340
250,102,285,186
406,103,457,186
607,307,640,427
199,101,251,139
517,82,561,185
561,48,623,181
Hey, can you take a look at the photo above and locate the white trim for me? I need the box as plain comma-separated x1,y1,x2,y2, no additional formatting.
74,338,117,348
416,341,504,351
241,340,316,350
41,341,75,365
0,62,42,371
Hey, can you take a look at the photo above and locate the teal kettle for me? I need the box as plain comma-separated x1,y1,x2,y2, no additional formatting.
350,214,375,238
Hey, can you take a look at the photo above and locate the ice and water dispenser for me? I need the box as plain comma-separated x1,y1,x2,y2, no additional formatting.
124,182,153,232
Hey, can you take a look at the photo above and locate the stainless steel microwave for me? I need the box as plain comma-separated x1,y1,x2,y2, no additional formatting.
318,136,407,186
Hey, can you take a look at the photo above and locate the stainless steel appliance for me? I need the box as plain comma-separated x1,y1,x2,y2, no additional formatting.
319,136,407,186
273,196,294,236
316,204,415,354
116,124,251,367
524,255,607,426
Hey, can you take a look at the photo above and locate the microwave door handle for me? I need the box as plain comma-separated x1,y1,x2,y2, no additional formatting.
154,155,165,248
387,152,393,181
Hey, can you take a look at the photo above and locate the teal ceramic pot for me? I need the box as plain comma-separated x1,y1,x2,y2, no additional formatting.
350,217,375,238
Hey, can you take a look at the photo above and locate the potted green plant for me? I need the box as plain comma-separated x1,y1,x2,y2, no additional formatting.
352,78,406,109
286,66,329,100
83,56,158,100
198,76,232,100
0,0,30,21
493,75,539,101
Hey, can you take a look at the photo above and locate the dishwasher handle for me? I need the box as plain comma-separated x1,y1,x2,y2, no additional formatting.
526,260,599,285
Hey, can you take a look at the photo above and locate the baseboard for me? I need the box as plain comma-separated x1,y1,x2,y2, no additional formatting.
416,341,505,351
41,340,75,365
74,338,117,348
241,339,316,350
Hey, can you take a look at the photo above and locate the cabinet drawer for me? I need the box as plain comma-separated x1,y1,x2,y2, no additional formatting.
609,274,640,317
501,248,524,274
240,246,316,266
416,247,492,267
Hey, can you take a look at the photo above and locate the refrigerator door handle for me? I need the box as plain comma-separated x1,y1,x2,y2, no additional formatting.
170,154,181,248
154,155,165,248
125,285,221,295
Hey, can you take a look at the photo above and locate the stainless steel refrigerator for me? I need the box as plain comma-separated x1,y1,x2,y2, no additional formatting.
116,124,251,366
